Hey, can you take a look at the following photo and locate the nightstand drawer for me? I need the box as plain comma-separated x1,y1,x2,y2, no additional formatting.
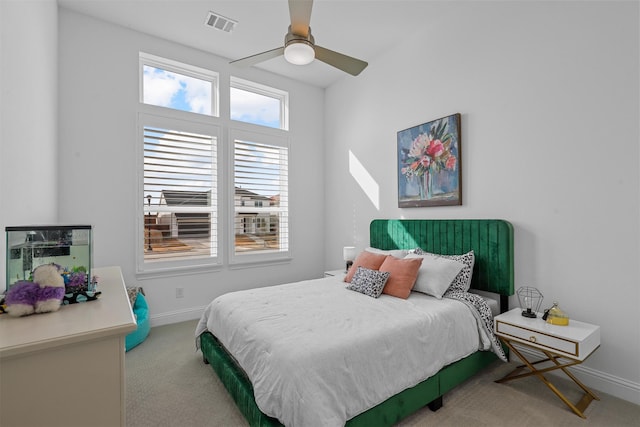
496,321,578,356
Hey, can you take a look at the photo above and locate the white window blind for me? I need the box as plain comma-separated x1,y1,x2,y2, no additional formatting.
234,139,288,256
143,126,217,262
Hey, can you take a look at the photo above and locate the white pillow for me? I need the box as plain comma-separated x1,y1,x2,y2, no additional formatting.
404,253,465,299
414,249,476,293
365,246,408,259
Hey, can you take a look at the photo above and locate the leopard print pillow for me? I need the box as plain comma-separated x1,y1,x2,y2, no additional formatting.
346,266,390,298
414,248,475,293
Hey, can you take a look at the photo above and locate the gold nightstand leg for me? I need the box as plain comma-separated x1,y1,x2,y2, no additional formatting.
496,339,599,418
542,349,600,403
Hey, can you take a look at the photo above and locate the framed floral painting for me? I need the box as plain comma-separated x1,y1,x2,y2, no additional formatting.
397,113,461,207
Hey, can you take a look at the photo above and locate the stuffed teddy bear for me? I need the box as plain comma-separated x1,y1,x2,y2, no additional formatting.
5,263,66,317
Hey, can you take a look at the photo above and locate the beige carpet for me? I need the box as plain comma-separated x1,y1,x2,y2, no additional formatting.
126,320,640,427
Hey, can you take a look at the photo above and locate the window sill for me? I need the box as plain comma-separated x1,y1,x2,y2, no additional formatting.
136,262,222,280
228,257,292,270
135,256,292,279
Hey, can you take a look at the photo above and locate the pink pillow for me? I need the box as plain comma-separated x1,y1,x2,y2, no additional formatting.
379,256,423,299
344,251,388,283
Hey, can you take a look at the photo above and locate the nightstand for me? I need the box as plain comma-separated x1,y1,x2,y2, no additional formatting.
324,269,346,278
494,308,600,418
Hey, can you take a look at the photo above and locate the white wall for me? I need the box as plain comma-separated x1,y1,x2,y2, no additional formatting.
0,0,59,281
324,1,639,404
57,10,325,325
3,0,638,407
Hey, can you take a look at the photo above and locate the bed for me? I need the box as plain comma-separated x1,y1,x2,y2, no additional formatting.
196,219,514,426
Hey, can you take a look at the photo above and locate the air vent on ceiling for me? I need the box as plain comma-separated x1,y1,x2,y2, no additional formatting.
205,11,237,33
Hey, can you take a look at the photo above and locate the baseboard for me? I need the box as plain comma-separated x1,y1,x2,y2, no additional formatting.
513,344,640,406
149,306,206,327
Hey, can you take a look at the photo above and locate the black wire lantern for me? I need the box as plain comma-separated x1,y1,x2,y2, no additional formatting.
516,286,543,318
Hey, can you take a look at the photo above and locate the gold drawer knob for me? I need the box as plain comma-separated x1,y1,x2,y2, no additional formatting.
529,336,537,343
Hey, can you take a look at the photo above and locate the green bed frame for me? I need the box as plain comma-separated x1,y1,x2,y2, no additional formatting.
199,219,514,426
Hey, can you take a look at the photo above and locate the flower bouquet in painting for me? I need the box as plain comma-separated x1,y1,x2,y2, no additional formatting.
397,113,461,207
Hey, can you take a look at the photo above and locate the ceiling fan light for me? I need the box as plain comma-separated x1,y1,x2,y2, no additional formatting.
284,40,315,65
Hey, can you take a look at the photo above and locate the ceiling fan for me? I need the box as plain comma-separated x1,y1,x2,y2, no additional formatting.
230,0,368,76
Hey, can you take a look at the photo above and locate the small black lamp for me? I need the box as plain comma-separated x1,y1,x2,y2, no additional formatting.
516,286,543,318
343,246,356,273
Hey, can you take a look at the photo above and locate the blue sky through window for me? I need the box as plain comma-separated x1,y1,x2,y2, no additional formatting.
142,61,286,198
230,87,281,129
143,66,282,129
143,65,212,115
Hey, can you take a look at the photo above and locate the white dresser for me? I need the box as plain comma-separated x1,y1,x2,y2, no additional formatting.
0,266,137,427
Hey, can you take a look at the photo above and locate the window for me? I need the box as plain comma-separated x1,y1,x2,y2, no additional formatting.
138,114,219,273
138,53,291,274
230,77,288,130
232,132,289,261
140,52,219,116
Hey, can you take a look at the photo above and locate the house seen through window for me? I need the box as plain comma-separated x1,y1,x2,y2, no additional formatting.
234,138,289,257
142,125,217,264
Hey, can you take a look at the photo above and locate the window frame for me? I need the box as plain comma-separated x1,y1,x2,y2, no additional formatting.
136,112,222,277
136,53,293,276
139,52,220,117
230,76,289,131
228,126,291,267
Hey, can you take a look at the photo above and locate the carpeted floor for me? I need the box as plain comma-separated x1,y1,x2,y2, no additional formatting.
126,320,640,427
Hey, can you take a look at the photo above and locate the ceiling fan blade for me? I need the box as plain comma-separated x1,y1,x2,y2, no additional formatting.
230,46,285,67
288,0,313,36
314,45,368,76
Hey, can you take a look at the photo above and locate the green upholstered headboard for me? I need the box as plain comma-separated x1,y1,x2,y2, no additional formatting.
370,219,514,301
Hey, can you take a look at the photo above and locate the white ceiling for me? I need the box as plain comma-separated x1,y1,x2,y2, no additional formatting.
57,0,435,88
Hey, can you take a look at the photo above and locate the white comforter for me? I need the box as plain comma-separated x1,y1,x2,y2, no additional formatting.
196,275,486,427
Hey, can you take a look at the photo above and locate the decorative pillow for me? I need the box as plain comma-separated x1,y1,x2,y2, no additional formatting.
344,251,388,283
378,255,423,299
404,253,465,299
365,247,408,259
414,248,475,293
346,267,390,298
